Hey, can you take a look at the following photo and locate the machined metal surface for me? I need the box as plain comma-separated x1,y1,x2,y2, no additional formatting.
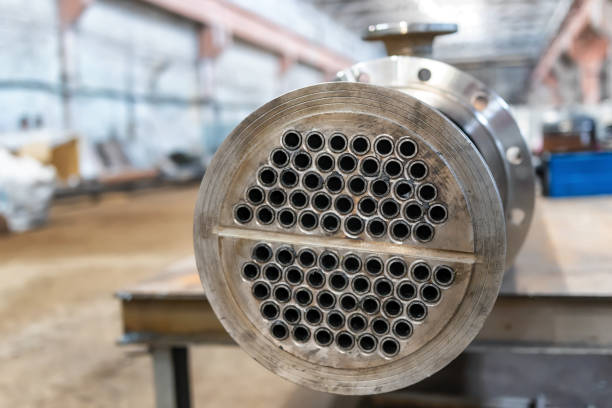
194,82,507,394
336,56,534,267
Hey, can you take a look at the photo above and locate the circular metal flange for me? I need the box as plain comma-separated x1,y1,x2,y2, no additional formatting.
363,22,458,57
336,56,534,268
194,82,506,395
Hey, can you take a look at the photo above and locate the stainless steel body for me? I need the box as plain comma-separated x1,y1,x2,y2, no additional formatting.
337,56,534,267
194,24,534,395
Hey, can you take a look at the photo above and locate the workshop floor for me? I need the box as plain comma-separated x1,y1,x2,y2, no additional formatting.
0,186,304,408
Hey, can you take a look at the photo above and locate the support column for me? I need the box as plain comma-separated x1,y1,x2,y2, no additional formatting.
151,346,192,408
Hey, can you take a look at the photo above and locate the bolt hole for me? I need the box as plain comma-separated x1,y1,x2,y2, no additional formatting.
472,92,489,111
417,68,431,82
506,146,523,165
511,208,525,226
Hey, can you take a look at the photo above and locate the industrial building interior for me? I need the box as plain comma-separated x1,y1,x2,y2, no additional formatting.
1,0,612,407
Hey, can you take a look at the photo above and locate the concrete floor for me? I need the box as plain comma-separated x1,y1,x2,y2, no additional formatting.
0,186,303,408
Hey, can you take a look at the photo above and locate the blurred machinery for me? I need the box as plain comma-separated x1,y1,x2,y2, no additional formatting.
193,23,535,394
540,114,612,197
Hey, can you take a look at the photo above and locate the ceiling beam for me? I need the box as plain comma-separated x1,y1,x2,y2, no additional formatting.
531,0,594,83
138,0,354,73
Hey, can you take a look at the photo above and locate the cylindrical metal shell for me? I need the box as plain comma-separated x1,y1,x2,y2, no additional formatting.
194,82,508,394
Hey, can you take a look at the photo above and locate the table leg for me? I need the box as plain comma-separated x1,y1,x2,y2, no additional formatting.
151,346,192,408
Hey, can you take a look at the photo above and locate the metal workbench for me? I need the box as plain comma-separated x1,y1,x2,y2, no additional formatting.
117,196,612,408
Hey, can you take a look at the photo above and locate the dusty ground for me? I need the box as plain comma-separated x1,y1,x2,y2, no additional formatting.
0,186,305,407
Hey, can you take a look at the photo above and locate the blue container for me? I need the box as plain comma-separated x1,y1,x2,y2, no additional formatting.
544,152,612,197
